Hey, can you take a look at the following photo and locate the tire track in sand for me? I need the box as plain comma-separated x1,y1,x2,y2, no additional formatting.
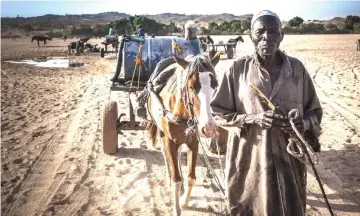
3,77,105,216
38,77,109,216
312,65,359,131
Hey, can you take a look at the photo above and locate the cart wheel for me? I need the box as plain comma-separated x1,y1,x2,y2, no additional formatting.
226,46,234,59
209,48,216,60
201,43,207,52
102,101,118,154
100,48,105,58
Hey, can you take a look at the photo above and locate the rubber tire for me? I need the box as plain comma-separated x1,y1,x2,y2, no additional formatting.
100,48,105,58
209,48,216,60
227,46,234,59
201,43,207,52
102,101,118,154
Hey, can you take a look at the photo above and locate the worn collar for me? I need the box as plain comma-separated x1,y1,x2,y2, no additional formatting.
253,50,293,78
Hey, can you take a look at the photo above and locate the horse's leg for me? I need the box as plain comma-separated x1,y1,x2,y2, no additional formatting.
235,43,238,57
44,40,46,45
163,137,182,216
178,146,185,196
161,137,171,186
37,40,40,47
180,142,198,209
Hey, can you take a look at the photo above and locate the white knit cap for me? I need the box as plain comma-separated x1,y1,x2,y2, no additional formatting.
251,10,281,27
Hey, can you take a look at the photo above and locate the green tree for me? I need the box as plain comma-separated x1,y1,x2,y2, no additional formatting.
299,23,325,34
165,22,179,33
199,26,208,34
288,16,304,27
208,22,219,31
325,23,338,31
230,20,242,33
20,23,33,32
93,24,108,36
219,21,231,31
114,18,131,34
354,23,360,33
241,19,251,31
345,15,360,30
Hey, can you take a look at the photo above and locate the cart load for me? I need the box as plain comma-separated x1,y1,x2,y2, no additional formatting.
104,35,119,43
102,35,204,154
110,35,202,88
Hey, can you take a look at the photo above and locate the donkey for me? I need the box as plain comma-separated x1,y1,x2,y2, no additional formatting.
68,41,85,54
198,35,215,52
146,54,220,216
227,35,244,56
31,35,52,47
356,39,360,51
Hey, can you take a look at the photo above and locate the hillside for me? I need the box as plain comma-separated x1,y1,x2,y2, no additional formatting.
1,12,352,37
1,12,252,29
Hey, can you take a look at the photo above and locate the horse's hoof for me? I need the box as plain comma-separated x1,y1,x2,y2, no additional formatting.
179,196,188,209
173,210,181,216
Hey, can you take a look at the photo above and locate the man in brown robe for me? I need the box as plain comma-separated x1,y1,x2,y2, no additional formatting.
210,10,323,216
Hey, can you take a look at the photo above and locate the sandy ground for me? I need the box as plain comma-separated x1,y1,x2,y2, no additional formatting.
1,35,360,216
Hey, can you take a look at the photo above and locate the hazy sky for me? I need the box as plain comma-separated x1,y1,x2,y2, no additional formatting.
1,0,360,21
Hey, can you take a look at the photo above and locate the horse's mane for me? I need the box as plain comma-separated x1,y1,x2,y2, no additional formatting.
163,55,216,95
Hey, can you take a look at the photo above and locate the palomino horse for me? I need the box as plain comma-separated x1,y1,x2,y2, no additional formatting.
146,54,220,216
31,35,52,47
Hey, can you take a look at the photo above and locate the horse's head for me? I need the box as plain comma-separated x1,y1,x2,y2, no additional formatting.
31,36,35,42
235,35,244,43
172,54,220,138
206,35,214,45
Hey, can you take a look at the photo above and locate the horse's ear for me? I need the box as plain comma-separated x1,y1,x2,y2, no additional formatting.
171,54,188,69
210,52,221,67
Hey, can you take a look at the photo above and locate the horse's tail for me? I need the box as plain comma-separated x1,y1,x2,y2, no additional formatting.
145,121,158,148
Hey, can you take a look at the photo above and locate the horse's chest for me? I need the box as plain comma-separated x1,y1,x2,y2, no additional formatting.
164,120,196,144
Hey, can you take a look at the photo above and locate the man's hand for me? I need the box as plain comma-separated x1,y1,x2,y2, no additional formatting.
245,110,286,129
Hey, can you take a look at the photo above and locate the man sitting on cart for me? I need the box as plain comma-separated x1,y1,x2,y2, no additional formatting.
137,26,146,38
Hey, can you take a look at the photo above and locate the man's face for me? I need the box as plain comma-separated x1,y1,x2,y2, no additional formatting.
250,16,284,58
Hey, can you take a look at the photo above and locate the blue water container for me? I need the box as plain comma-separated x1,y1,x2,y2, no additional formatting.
122,36,202,82
171,38,202,58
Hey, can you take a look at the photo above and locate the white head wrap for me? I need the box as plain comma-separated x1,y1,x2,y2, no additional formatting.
251,10,281,28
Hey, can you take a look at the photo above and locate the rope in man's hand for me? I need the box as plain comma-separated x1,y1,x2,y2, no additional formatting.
287,109,318,164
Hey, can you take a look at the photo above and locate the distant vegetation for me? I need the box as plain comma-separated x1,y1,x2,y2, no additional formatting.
1,12,359,38
282,15,360,34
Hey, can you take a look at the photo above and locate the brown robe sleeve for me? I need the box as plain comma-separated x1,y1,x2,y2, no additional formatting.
210,61,248,130
302,64,323,152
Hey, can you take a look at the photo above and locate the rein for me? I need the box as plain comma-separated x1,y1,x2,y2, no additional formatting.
156,78,199,136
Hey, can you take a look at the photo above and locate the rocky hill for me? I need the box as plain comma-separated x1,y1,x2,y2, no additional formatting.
1,12,253,29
